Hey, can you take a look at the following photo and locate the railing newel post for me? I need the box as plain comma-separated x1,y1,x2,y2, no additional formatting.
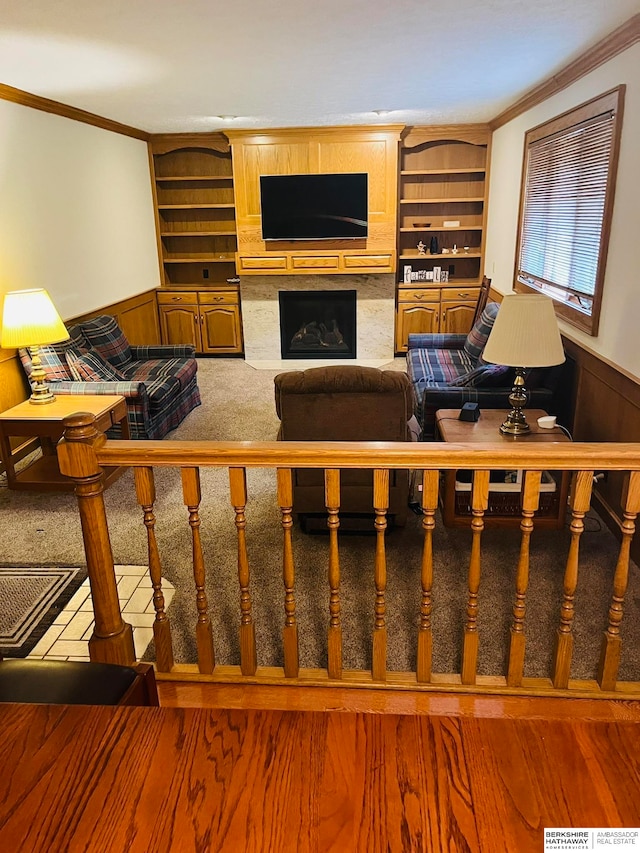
58,413,135,665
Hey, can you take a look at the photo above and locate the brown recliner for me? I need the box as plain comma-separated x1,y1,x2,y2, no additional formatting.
274,365,413,531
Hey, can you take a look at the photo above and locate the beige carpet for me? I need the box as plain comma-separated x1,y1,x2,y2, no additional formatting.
1,357,639,682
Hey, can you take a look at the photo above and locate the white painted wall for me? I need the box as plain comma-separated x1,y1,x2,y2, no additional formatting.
0,99,159,322
485,43,640,379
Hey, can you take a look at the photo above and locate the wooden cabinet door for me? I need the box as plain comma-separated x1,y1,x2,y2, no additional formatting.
200,304,243,353
158,305,201,349
440,301,476,334
395,302,439,352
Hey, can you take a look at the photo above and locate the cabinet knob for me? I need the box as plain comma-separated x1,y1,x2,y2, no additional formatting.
214,296,224,302
172,296,183,301
415,293,424,300
458,292,470,298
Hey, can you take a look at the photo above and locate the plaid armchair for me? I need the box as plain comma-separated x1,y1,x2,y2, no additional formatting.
407,302,562,439
19,315,201,439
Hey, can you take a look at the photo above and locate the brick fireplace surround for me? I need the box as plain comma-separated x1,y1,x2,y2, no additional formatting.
239,273,396,369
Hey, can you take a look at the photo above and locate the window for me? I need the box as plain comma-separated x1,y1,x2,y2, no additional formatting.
514,87,625,335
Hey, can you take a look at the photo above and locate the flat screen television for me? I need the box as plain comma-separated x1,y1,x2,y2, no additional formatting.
259,173,368,241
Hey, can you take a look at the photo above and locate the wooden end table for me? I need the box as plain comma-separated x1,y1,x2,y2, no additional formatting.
0,395,128,491
435,408,570,529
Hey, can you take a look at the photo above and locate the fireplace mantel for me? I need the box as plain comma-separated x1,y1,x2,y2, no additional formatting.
226,126,402,276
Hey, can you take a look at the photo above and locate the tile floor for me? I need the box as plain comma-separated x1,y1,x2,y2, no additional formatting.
27,565,175,662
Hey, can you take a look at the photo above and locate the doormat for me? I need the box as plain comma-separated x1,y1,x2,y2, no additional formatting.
0,564,87,658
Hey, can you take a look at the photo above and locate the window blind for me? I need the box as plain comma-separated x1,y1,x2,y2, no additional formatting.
517,110,616,311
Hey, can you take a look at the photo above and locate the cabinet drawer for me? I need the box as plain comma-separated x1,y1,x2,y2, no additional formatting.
344,254,392,269
198,291,238,306
441,287,480,302
397,289,440,302
157,291,199,305
291,256,340,270
239,256,287,271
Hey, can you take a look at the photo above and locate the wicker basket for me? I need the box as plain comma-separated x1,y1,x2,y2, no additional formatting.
454,470,561,518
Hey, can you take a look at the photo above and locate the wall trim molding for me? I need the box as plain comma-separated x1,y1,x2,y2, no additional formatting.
0,82,149,141
490,14,640,129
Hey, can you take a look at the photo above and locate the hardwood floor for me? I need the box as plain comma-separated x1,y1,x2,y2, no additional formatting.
2,689,639,852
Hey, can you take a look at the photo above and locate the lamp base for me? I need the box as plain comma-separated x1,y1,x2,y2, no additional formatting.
499,367,530,436
29,387,56,404
499,412,531,435
27,346,56,404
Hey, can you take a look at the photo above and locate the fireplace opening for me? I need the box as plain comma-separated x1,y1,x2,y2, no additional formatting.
279,290,357,359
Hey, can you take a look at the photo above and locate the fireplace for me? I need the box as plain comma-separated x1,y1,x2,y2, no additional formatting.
239,273,396,366
279,290,357,359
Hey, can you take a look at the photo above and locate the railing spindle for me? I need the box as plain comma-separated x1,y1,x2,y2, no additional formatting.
325,469,342,680
507,469,542,687
229,467,257,676
598,471,640,691
417,470,439,683
277,468,299,678
181,467,215,674
134,466,174,673
372,468,390,682
553,470,593,688
462,469,489,685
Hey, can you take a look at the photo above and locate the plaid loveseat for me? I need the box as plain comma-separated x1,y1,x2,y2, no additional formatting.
20,315,201,439
407,302,561,439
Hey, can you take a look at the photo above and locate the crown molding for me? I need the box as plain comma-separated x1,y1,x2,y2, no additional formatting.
0,82,148,141
490,14,640,130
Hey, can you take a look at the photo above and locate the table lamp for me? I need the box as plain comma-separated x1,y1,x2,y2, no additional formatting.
481,293,565,435
1,288,69,404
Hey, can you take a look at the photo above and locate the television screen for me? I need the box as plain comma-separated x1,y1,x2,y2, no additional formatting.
260,173,368,241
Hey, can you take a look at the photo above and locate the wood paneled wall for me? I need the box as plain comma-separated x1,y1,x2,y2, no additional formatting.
562,337,640,559
489,285,640,560
70,289,160,345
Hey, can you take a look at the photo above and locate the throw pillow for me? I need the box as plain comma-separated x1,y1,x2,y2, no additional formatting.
66,349,125,382
449,363,512,388
19,346,71,382
463,302,500,364
80,315,132,369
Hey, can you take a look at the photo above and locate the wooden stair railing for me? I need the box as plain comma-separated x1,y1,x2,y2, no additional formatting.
57,413,640,698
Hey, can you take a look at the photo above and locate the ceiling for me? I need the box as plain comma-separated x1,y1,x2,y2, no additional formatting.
0,1,638,134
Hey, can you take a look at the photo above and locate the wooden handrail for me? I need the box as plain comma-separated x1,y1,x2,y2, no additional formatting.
93,438,640,471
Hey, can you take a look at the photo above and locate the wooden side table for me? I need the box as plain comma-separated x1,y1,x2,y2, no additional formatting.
0,395,129,491
435,408,570,529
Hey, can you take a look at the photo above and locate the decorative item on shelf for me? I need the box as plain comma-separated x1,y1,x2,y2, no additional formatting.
444,220,460,228
417,241,426,255
414,221,431,228
442,247,450,254
464,246,470,254
1,288,69,404
432,266,442,283
440,270,449,282
403,266,412,283
452,244,458,254
429,236,439,255
482,294,565,436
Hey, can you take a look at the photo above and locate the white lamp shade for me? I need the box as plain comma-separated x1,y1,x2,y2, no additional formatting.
1,289,69,349
482,293,565,368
